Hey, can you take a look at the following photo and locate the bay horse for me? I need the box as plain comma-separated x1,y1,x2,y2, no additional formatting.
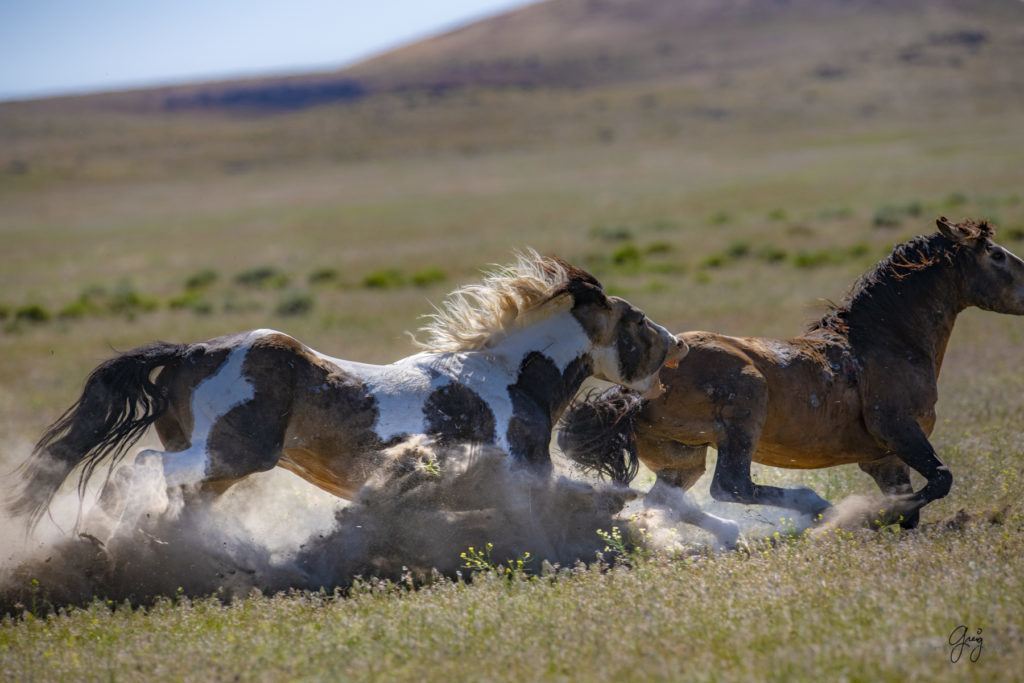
558,218,1024,546
12,250,687,531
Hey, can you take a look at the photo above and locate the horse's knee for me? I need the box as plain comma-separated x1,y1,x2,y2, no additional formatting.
657,466,704,491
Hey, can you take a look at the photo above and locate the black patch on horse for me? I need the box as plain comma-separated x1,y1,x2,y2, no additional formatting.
506,352,593,471
423,383,497,445
614,309,661,382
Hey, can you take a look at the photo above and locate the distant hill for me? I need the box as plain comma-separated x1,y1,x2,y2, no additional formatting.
345,0,1021,90
2,0,1022,181
9,0,1023,113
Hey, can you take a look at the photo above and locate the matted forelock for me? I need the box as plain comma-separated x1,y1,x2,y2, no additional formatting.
413,249,595,352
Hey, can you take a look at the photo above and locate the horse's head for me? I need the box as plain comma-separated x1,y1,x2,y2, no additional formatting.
569,281,687,398
938,217,1024,315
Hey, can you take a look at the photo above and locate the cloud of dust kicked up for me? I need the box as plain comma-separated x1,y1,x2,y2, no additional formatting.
1,436,911,615
0,438,635,614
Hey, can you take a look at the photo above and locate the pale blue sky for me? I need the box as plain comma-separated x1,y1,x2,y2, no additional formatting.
0,0,537,101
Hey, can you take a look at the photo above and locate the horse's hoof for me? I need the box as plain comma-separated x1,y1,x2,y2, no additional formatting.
899,512,921,530
715,521,741,549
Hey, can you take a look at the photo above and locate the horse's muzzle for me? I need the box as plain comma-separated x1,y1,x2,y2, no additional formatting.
663,336,688,369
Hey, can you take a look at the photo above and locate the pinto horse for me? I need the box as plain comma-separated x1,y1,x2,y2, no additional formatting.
558,218,1024,545
12,251,686,530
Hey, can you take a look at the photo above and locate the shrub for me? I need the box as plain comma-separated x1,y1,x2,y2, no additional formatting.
362,269,405,289
236,266,290,289
726,241,750,259
411,268,446,288
15,304,51,323
756,244,788,263
108,281,159,316
58,299,99,319
644,241,672,255
700,253,727,269
169,291,214,315
708,211,732,226
847,242,870,258
275,290,314,316
58,285,108,319
611,244,642,266
308,267,340,285
793,251,834,268
184,269,218,290
767,208,788,222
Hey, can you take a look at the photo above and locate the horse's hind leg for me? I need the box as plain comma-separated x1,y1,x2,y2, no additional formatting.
85,389,289,540
636,435,740,548
709,422,832,519
647,471,741,549
859,455,919,529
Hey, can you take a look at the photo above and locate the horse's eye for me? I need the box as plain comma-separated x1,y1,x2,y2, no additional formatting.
992,249,1005,262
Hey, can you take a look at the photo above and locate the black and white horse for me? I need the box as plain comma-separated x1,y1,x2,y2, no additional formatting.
13,250,686,530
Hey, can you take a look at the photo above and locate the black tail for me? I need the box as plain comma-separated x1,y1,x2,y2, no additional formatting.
557,387,644,485
10,341,190,529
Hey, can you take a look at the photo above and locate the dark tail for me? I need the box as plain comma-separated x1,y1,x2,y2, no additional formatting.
10,341,190,530
557,386,644,485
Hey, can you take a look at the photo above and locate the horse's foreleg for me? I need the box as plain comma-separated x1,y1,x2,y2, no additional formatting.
867,419,952,519
709,426,832,519
858,455,919,529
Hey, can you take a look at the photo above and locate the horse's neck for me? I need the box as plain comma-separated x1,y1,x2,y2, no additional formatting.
479,310,595,417
486,309,593,370
851,267,966,376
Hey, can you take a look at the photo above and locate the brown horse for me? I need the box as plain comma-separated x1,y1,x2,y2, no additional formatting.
12,251,686,532
558,218,1024,545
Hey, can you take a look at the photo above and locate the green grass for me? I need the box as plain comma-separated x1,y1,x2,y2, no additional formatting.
2,513,1022,679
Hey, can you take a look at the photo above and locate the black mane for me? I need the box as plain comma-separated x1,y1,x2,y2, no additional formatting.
808,226,989,347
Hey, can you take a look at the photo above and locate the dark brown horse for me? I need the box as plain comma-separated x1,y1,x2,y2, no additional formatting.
559,218,1024,545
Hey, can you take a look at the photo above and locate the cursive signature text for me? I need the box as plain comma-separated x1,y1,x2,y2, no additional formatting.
948,625,983,663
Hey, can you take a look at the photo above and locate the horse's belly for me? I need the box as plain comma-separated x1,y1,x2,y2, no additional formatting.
757,391,879,468
755,418,880,469
753,441,872,469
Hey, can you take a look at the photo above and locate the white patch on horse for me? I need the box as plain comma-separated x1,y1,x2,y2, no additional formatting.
162,331,262,486
314,310,593,451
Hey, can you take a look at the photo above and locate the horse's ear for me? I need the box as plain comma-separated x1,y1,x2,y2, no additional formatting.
936,216,970,244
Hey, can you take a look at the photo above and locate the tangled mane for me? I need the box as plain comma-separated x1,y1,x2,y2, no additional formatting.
810,219,994,338
414,249,603,353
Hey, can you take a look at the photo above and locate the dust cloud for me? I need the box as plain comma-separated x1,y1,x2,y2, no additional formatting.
0,438,633,614
1,437,910,615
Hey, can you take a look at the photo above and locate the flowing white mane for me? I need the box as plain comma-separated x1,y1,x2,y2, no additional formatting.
414,249,582,353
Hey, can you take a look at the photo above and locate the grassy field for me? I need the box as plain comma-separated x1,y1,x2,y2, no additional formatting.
3,2,1024,678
